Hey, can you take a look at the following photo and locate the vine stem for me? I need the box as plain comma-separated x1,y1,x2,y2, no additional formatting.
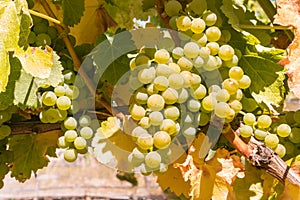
29,9,61,25
222,125,300,185
239,24,293,30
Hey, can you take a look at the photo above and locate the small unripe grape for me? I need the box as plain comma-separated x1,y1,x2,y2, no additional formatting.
206,42,219,55
74,137,87,150
183,42,200,58
64,117,77,130
153,76,169,91
64,130,78,142
203,11,217,26
215,89,230,102
229,100,242,113
177,57,193,71
162,88,178,104
214,102,230,118
42,91,57,106
54,85,66,97
201,95,217,111
57,136,69,148
138,67,156,84
139,117,151,129
193,84,207,100
257,115,272,129
56,96,71,111
172,47,184,59
80,126,94,139
78,115,91,127
274,144,286,158
165,0,182,17
164,106,180,121
168,73,184,89
254,129,268,140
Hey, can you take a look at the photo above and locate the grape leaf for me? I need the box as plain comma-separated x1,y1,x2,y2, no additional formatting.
220,0,246,31
18,13,32,48
62,0,85,26
239,55,284,93
8,130,59,182
0,41,10,93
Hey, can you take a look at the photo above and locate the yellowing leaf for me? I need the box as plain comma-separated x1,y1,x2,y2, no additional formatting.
0,41,10,92
15,46,53,79
280,181,300,200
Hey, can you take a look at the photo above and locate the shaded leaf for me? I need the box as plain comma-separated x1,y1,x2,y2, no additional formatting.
62,0,84,26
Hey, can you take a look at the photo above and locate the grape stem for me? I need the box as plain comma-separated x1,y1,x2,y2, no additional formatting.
10,121,62,135
239,24,293,30
222,124,300,185
29,9,61,25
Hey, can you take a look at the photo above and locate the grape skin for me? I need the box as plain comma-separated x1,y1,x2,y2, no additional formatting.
243,113,256,125
137,133,154,150
147,94,165,111
56,96,71,111
183,42,200,58
64,117,77,130
239,125,253,138
145,151,161,169
191,18,206,34
264,134,279,149
205,26,221,42
64,149,77,162
257,115,272,129
276,124,291,137
153,131,171,149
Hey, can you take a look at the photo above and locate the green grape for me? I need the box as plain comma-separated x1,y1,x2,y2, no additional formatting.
225,108,236,122
57,136,70,149
168,73,184,90
201,95,216,111
243,113,256,125
169,16,178,29
160,118,177,135
206,42,219,55
205,26,221,42
276,124,291,137
74,136,87,150
264,134,279,149
187,99,201,112
156,64,173,77
214,102,230,118
147,94,165,111
220,30,232,43
183,42,200,59
199,112,210,126
285,111,296,125
154,49,170,64
130,104,146,121
57,109,67,121
165,0,182,17
54,85,66,97
193,56,205,68
56,96,71,111
78,115,91,127
168,63,181,74
64,148,77,162
135,53,150,66
192,33,207,47
63,70,76,84
238,75,251,89
190,73,201,88
137,133,154,150
79,126,93,139
162,88,178,104
180,71,194,87
294,110,300,123
146,83,158,95
176,16,192,31
145,151,161,169
191,18,206,34
230,89,243,101
208,85,221,94
28,31,36,44
182,126,197,137
0,125,11,140
132,126,148,139
215,89,230,102
177,57,193,71
229,100,242,113
254,129,268,140
42,91,57,106
128,148,144,166
218,44,235,61
64,117,77,130
203,11,217,26
139,117,151,129
135,91,148,105
193,84,207,100
153,76,169,91
153,131,171,149
138,67,156,84
198,46,210,58
64,130,78,142
177,88,189,103
222,78,239,95
47,26,58,40
35,33,51,47
289,127,300,143
228,66,244,81
44,108,60,123
284,141,295,155
172,47,184,59
149,111,164,126
274,144,286,158
188,0,207,15
164,106,180,121
257,115,272,129
33,23,48,34
239,125,253,138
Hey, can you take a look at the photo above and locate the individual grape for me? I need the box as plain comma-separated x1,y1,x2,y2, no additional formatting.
214,102,230,118
74,137,87,150
276,124,291,137
33,23,48,34
168,63,181,73
135,91,148,104
229,100,242,113
57,136,69,148
177,57,193,71
203,11,217,26
138,67,156,84
198,46,210,58
147,94,165,111
64,130,78,142
153,131,171,149
139,117,151,129
28,31,36,44
238,75,251,89
165,0,182,17
229,66,244,80
172,47,184,59
162,88,178,104
182,126,197,137
137,133,154,150
177,88,189,103
190,73,201,88
153,76,169,91
274,144,286,158
135,53,150,66
176,16,192,31
193,56,205,68
239,125,253,138
201,95,216,111
0,125,11,140
47,26,58,40
230,89,243,101
78,115,91,127
54,85,66,97
183,42,200,59
64,148,77,162
208,85,221,94
64,117,77,130
147,83,158,95
294,110,300,123
44,108,60,123
42,91,57,106
285,111,296,125
132,126,148,139
222,78,239,95
160,118,177,135
80,126,94,139
289,127,300,143
156,64,173,77
63,70,76,84
180,71,194,87
223,55,239,68
169,16,178,30
257,115,272,129
145,151,161,169
35,33,51,47
188,0,207,15
168,73,184,89
128,148,144,166
284,141,295,155
130,104,146,121
206,42,219,55
191,18,206,34
192,33,208,47
215,89,230,102
164,106,180,121
149,111,164,126
187,99,201,112
218,45,235,61
221,30,232,43
154,49,170,64
199,113,210,126
205,26,221,42
225,108,236,122
56,96,71,111
264,134,279,149
243,113,256,125
254,129,268,140
193,84,207,100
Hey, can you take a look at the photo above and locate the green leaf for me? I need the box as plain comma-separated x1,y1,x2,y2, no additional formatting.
0,41,10,93
142,0,155,11
9,131,59,182
62,0,85,26
221,0,245,31
239,55,284,93
18,13,32,48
